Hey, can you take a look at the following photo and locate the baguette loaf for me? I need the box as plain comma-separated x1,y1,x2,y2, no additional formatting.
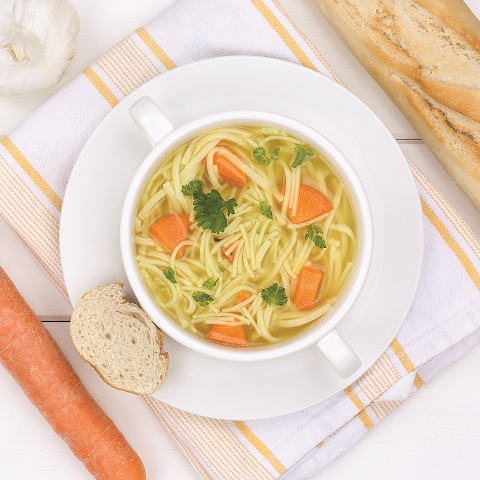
314,0,480,210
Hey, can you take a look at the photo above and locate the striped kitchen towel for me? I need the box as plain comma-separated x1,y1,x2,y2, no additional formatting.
0,0,479,479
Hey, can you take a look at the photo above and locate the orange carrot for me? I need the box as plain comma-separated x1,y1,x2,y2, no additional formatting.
295,265,323,310
213,151,248,187
237,290,253,308
0,268,146,480
149,213,189,257
288,185,333,224
207,323,247,347
221,243,237,263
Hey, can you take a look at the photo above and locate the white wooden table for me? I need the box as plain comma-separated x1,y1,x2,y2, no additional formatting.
1,1,479,479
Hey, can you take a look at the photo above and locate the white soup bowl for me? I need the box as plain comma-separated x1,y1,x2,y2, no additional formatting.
120,96,373,377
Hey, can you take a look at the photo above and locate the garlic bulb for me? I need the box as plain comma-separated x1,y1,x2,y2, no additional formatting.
0,0,80,96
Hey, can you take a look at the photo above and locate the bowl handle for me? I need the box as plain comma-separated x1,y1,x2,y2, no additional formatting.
129,96,174,146
316,329,362,378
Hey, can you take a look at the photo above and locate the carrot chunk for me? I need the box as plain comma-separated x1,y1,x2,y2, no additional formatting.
213,151,248,187
221,243,237,263
149,214,189,257
288,185,333,224
295,265,323,310
207,323,247,347
237,290,253,308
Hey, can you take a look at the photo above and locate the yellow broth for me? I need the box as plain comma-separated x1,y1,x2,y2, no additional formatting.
134,125,357,347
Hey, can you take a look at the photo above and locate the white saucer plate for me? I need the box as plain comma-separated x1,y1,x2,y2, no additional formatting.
60,56,423,420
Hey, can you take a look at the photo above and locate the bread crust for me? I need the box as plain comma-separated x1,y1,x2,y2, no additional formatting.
314,0,480,209
70,283,169,395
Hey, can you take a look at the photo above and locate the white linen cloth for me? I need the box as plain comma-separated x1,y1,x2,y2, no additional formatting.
0,0,479,478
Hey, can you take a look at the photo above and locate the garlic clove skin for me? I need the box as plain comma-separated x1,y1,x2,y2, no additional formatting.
0,0,80,96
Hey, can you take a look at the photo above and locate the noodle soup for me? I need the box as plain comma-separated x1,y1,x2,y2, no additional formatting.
133,125,357,347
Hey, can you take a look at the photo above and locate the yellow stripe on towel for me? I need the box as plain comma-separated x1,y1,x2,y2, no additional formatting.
408,160,480,260
136,27,177,70
234,421,287,474
421,198,480,290
0,136,62,212
344,385,376,430
357,410,375,430
83,66,119,107
414,372,425,389
344,385,365,410
390,338,415,373
125,36,161,76
270,0,341,82
251,0,316,70
390,338,425,387
143,397,213,480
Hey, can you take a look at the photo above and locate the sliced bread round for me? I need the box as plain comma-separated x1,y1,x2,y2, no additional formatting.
70,283,168,395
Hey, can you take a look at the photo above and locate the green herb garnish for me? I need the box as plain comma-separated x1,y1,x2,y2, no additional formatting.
192,291,214,307
202,277,218,289
181,179,203,196
261,282,288,307
259,200,273,219
193,189,237,234
163,267,177,284
305,224,327,249
292,146,314,168
252,146,280,166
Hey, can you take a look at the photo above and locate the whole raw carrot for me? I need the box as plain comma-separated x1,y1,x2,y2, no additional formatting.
0,268,146,479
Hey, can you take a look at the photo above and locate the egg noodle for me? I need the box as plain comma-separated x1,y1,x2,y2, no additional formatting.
134,125,356,346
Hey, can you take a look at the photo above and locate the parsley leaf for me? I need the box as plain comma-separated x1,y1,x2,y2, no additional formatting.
181,179,203,196
261,283,288,307
163,267,177,284
202,277,218,289
252,146,280,166
259,200,273,219
192,291,214,307
193,189,237,234
305,224,327,249
292,146,314,168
